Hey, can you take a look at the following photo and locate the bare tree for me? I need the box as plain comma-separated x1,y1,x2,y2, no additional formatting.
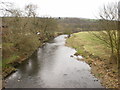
24,4,38,17
92,2,119,64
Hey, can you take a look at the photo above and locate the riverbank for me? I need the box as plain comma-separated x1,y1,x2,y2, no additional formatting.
2,33,61,79
3,44,42,79
66,32,118,88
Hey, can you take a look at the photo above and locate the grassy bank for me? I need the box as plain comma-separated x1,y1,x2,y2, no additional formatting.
66,32,118,88
2,40,40,78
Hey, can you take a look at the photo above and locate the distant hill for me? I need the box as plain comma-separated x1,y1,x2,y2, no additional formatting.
57,17,117,33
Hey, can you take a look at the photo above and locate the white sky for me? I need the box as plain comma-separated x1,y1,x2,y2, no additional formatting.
1,0,118,19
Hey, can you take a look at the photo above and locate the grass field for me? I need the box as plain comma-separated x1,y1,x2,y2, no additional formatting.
66,31,118,88
66,32,111,60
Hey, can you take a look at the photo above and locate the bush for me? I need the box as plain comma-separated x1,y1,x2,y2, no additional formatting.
15,34,40,55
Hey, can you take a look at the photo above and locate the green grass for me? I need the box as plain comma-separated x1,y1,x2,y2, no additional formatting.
2,43,14,47
2,55,20,68
2,54,19,78
66,31,111,60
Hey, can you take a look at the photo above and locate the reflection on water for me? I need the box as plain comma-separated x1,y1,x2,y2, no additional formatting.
5,35,103,88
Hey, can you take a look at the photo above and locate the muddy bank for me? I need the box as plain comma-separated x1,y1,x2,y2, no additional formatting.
76,54,118,88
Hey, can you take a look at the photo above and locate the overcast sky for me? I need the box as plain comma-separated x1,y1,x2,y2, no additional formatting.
1,0,118,19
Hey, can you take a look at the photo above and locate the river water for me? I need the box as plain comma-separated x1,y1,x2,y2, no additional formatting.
5,35,103,88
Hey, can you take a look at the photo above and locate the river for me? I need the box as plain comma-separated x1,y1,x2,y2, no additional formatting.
5,35,103,88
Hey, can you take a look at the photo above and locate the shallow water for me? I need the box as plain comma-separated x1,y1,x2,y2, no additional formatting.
5,35,103,88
